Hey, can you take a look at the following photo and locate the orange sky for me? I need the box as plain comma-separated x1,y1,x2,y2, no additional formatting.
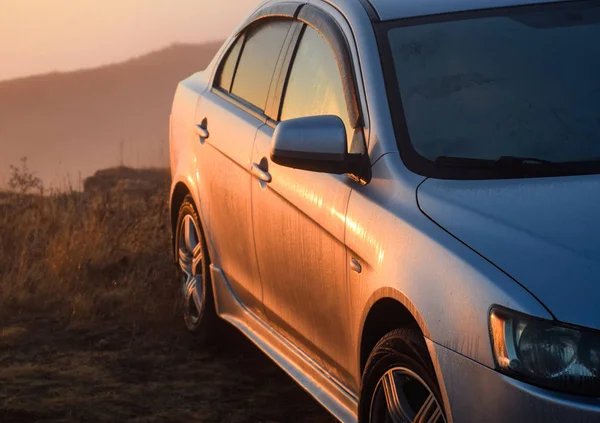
0,0,261,81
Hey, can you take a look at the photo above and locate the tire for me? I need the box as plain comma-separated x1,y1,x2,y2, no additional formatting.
174,195,219,343
359,328,447,423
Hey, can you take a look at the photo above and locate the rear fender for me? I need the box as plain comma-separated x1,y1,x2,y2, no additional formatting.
169,75,217,267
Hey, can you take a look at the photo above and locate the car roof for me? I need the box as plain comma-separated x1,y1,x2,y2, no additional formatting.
351,0,575,21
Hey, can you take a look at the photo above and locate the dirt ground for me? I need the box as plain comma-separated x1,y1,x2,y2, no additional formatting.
0,316,336,423
0,167,336,423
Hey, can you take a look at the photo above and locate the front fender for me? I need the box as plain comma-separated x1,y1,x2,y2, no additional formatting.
347,154,552,372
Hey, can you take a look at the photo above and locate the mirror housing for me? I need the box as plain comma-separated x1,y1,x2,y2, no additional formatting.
270,115,363,175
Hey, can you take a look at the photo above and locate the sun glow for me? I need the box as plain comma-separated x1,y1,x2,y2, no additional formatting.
0,0,261,81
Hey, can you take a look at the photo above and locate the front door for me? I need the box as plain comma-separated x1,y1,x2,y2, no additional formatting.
251,24,358,386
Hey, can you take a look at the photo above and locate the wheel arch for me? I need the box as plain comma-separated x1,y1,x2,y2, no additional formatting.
358,287,431,374
170,182,191,249
357,288,454,422
169,178,207,260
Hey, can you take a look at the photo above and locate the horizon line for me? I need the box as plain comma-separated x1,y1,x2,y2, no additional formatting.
0,39,225,84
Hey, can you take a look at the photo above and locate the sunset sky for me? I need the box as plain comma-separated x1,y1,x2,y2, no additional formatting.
0,0,261,81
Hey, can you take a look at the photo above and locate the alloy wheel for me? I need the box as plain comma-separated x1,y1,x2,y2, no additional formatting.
177,214,204,324
369,366,446,423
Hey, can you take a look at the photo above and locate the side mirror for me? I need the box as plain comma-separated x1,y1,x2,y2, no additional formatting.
270,115,362,175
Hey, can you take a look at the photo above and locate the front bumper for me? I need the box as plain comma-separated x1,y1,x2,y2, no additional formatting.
431,341,600,423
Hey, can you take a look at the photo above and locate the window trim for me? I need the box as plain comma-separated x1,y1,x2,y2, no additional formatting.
295,4,362,129
242,1,303,28
211,16,297,119
213,1,303,117
264,20,304,119
266,20,304,120
261,4,364,130
212,88,268,124
212,2,365,130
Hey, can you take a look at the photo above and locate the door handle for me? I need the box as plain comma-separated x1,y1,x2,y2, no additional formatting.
350,258,362,274
195,118,209,139
251,163,272,183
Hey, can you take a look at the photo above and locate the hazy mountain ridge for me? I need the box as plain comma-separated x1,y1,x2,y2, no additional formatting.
0,42,222,189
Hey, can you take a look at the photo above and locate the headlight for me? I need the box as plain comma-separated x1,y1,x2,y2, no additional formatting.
490,307,600,396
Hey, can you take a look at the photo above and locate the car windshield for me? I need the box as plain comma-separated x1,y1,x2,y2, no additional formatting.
380,1,600,177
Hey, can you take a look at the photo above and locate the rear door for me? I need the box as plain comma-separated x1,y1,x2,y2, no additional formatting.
193,18,294,317
250,22,359,386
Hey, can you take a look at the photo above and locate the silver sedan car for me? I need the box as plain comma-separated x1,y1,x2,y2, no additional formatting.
168,0,600,421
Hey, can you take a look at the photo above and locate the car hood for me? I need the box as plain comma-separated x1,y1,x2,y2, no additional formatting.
417,175,600,330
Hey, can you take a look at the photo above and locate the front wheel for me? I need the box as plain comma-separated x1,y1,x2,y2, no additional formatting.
174,195,219,342
359,328,447,423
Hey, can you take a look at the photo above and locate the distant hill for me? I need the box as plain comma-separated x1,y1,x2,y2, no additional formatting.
0,42,222,190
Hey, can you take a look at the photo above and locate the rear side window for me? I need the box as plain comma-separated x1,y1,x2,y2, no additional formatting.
231,19,292,111
217,36,244,92
280,25,353,145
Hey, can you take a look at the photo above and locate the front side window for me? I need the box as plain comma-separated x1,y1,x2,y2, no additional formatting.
380,1,600,178
230,19,293,111
280,25,354,145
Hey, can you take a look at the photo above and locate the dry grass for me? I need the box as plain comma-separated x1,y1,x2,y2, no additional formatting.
0,167,174,324
0,168,333,423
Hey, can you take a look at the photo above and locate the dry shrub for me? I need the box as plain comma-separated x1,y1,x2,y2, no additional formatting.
0,167,177,327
